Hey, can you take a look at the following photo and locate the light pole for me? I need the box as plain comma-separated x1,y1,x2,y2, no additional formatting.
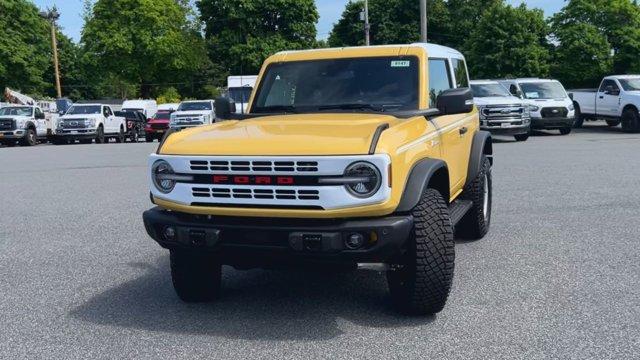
40,7,62,98
361,0,370,46
420,0,427,42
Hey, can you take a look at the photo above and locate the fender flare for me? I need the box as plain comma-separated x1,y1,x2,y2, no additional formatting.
466,130,493,186
396,158,449,212
25,121,36,130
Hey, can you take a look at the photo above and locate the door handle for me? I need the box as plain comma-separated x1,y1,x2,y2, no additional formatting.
599,96,604,99
459,127,468,135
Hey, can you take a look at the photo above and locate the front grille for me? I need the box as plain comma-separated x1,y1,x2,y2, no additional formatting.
481,105,526,120
190,160,319,173
174,116,203,123
0,119,15,131
60,120,87,129
541,107,568,118
192,187,320,201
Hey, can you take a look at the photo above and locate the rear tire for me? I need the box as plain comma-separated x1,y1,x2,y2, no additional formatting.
170,250,221,302
621,108,640,133
606,120,621,127
559,127,572,135
457,157,492,240
573,104,584,128
387,188,455,315
514,133,529,142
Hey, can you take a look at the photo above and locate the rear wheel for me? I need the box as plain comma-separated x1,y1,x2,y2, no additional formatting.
559,127,572,135
621,107,640,133
514,133,529,142
573,103,584,128
170,250,222,302
95,126,105,144
21,128,37,146
458,157,492,240
387,188,455,315
606,120,621,127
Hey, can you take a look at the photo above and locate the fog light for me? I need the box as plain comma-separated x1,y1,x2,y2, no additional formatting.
345,233,365,250
163,226,176,241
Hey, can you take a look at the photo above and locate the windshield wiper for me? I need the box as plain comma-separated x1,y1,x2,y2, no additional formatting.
253,105,299,113
318,103,392,112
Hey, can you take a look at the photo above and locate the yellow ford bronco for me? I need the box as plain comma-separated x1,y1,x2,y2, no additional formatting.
143,43,493,314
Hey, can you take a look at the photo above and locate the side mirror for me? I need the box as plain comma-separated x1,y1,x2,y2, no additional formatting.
568,93,574,100
436,88,474,115
59,110,65,116
214,97,237,120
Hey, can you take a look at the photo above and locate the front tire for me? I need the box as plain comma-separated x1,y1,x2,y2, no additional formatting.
170,250,221,302
21,128,37,146
387,188,455,315
573,103,584,128
457,157,492,240
514,133,529,142
95,126,105,144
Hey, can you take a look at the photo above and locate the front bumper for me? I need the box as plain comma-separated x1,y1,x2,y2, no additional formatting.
0,129,27,139
480,123,530,136
143,207,413,265
531,117,574,129
53,129,97,139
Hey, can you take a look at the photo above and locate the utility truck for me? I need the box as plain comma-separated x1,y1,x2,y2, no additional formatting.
143,43,493,315
568,75,640,132
0,105,49,146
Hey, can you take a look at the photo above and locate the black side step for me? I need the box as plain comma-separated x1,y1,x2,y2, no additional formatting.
449,199,473,226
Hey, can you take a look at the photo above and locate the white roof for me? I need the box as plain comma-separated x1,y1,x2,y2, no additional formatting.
72,103,102,106
181,99,214,103
606,74,640,79
511,78,560,84
276,43,465,60
470,80,501,85
122,99,156,106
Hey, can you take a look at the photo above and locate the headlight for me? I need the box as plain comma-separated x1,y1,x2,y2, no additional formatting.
529,105,540,112
343,162,381,198
84,119,96,127
152,160,176,193
568,103,575,111
16,119,27,128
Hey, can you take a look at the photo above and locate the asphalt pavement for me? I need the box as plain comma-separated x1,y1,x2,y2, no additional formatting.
1,122,638,359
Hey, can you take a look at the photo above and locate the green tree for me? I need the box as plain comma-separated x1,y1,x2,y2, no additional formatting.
551,0,640,78
81,0,210,98
197,0,319,78
443,0,503,49
156,86,181,104
0,0,51,94
463,4,550,78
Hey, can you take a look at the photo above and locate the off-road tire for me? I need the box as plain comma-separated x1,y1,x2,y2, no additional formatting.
95,126,105,144
457,157,492,240
387,188,455,315
559,127,572,135
514,133,529,142
170,250,222,302
573,104,584,128
115,127,125,143
621,108,640,133
606,120,621,127
21,128,37,146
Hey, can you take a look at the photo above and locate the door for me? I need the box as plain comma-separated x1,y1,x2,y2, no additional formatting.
34,107,47,136
103,106,115,133
428,58,472,196
597,79,621,117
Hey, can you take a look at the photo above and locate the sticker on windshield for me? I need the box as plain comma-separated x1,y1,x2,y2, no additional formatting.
391,60,410,68
525,92,540,99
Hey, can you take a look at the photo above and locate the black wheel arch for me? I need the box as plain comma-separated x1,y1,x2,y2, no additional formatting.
396,158,450,212
466,131,493,186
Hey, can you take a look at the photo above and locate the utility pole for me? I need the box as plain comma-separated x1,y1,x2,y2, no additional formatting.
364,0,370,46
420,0,428,42
40,7,62,98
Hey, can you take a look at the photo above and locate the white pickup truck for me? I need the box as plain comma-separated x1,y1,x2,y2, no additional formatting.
568,75,640,132
470,80,531,141
52,104,126,144
169,100,215,130
0,105,49,146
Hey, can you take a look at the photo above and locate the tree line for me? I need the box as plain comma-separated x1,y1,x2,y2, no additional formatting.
2,0,640,101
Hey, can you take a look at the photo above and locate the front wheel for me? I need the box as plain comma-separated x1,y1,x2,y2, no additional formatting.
573,104,584,128
95,126,105,144
21,129,37,146
514,133,529,142
559,127,572,135
170,250,221,302
387,188,455,315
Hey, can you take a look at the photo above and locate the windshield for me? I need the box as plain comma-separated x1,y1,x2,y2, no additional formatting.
66,105,101,115
252,57,419,113
619,78,640,91
228,87,253,104
471,83,511,97
520,82,567,99
0,107,33,116
177,102,211,111
153,111,171,120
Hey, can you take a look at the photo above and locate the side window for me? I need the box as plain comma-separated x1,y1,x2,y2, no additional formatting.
599,80,619,92
428,59,453,108
35,108,43,118
451,58,469,88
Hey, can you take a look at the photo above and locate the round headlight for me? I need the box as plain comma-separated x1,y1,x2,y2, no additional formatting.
344,162,381,198
152,160,176,193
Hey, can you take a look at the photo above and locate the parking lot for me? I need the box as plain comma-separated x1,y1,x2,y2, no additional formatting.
1,122,638,359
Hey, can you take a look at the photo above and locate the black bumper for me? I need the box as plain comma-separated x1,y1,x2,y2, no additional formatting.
142,207,413,265
52,131,96,140
532,117,574,129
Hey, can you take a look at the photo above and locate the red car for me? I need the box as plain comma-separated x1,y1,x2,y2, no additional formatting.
145,110,172,142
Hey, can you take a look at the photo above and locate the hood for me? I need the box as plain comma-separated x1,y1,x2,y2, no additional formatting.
474,96,523,106
161,113,400,156
524,98,571,106
0,115,31,120
172,110,211,117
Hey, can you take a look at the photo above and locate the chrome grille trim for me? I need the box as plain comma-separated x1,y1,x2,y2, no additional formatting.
191,187,320,201
189,160,319,173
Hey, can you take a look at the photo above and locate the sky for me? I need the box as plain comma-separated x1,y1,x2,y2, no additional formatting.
34,0,564,43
